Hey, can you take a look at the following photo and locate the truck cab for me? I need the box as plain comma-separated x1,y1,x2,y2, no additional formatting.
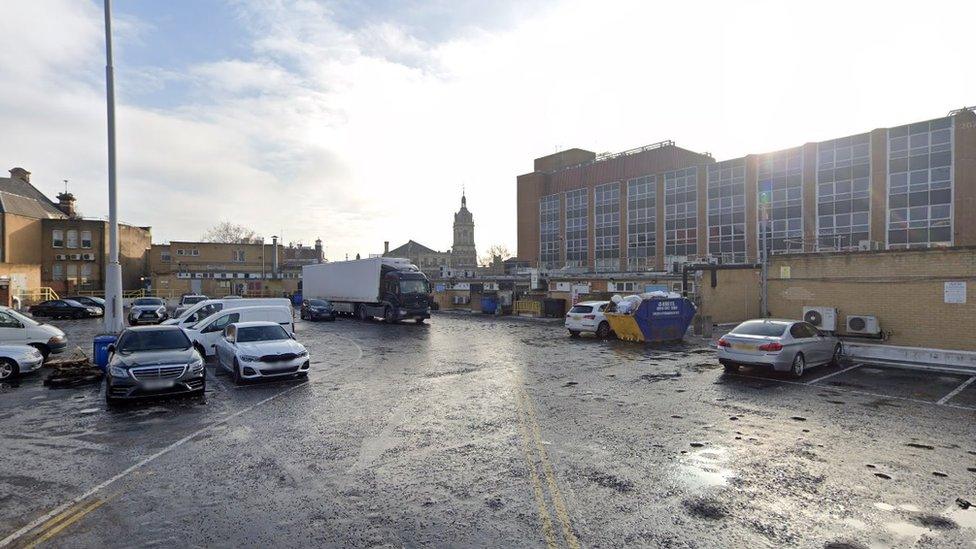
379,265,431,323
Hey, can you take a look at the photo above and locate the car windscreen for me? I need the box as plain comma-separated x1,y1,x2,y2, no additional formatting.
237,325,290,342
133,298,163,306
399,279,429,294
183,296,206,305
117,329,190,353
308,300,329,307
7,309,39,326
569,305,593,313
63,300,84,307
730,321,788,337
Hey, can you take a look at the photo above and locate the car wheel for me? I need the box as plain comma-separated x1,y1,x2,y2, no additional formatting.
232,359,243,385
357,305,369,322
29,344,50,362
300,310,306,320
723,362,739,373
790,353,805,379
0,359,18,381
830,344,843,367
596,321,611,339
414,318,424,324
383,306,395,323
568,330,580,338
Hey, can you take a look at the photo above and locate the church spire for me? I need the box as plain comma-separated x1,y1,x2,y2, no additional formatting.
461,186,466,208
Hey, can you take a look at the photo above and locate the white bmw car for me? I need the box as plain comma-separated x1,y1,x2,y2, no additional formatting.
0,344,45,381
214,321,310,383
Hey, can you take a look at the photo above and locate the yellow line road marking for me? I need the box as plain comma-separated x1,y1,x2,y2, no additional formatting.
21,498,106,549
515,388,559,549
520,387,581,549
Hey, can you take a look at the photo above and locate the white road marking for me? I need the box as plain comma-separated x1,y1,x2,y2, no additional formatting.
805,363,863,385
936,375,976,406
0,333,364,548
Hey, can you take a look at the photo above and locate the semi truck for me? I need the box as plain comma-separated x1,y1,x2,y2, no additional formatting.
302,257,432,323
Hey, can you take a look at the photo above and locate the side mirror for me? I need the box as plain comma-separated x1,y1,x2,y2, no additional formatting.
107,344,116,353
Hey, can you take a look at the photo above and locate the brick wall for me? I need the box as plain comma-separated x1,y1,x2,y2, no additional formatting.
768,248,976,351
696,268,761,324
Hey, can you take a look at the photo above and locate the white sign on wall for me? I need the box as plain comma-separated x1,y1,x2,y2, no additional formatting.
944,281,967,304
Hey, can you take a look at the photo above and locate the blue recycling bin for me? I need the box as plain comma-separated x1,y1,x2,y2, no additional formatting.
480,296,498,314
93,334,118,372
291,292,303,306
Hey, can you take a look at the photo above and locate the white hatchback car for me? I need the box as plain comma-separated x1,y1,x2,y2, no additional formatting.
0,344,45,381
214,321,309,383
565,300,612,338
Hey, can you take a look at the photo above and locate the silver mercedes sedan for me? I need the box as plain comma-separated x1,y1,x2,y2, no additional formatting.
717,319,842,378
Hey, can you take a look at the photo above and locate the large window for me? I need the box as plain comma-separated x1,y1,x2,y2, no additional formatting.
52,230,64,248
664,167,698,261
81,230,92,248
52,263,64,281
817,134,871,250
707,159,746,263
626,175,656,270
539,194,561,268
564,189,588,266
757,149,803,254
887,117,953,249
80,263,92,283
593,182,620,272
66,230,78,249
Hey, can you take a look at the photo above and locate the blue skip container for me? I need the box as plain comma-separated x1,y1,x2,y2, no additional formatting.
605,297,697,343
93,334,118,372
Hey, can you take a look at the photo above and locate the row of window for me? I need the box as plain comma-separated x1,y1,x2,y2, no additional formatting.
538,117,956,266
52,230,92,249
50,262,94,281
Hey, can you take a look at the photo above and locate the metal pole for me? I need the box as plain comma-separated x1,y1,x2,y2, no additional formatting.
760,208,768,318
103,0,123,333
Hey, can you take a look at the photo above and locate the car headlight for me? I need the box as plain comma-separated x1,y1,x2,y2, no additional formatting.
109,365,128,378
156,307,165,314
187,358,204,372
28,347,42,358
48,334,66,345
297,349,308,357
240,355,260,362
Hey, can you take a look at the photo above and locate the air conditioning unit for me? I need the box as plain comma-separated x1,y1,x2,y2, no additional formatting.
846,315,880,335
802,306,837,331
82,253,95,261
857,240,884,251
69,254,82,260
55,254,67,260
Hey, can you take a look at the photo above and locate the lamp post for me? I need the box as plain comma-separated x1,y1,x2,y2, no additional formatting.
102,0,124,333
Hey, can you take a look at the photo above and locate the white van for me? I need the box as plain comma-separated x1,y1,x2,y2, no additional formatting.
185,305,294,357
0,306,67,360
162,298,291,329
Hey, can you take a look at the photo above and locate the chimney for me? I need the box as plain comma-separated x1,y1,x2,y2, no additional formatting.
271,235,279,278
384,241,389,255
315,238,323,263
9,167,30,183
56,192,77,218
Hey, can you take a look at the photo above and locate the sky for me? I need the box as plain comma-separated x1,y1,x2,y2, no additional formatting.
1,0,973,261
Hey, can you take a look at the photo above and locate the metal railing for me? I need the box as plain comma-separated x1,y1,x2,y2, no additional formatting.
15,287,59,306
514,300,541,316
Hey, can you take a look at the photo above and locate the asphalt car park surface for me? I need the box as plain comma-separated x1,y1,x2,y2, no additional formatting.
1,313,974,548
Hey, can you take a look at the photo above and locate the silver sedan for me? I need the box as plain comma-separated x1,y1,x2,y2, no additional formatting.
717,319,842,378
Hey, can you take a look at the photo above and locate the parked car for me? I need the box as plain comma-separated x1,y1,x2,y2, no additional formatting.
173,294,209,318
0,344,46,381
215,321,310,383
0,306,66,361
127,297,169,325
565,300,612,338
29,299,102,320
717,319,842,378
186,305,295,358
162,298,291,329
104,325,205,403
63,296,106,314
300,299,336,321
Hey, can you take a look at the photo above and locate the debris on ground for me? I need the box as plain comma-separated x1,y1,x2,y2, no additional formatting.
43,348,103,388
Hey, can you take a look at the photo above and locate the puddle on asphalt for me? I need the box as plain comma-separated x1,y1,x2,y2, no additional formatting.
677,446,733,489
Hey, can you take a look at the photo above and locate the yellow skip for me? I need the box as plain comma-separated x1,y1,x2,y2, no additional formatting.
605,313,644,343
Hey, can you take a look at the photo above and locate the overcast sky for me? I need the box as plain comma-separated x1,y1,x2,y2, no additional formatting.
1,0,973,260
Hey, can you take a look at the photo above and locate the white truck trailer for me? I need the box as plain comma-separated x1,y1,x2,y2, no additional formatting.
302,257,432,323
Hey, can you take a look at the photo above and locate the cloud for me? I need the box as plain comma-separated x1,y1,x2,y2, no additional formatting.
1,0,973,261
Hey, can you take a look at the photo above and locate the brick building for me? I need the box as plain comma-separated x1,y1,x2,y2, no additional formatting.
149,238,323,296
517,108,976,272
0,167,152,293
